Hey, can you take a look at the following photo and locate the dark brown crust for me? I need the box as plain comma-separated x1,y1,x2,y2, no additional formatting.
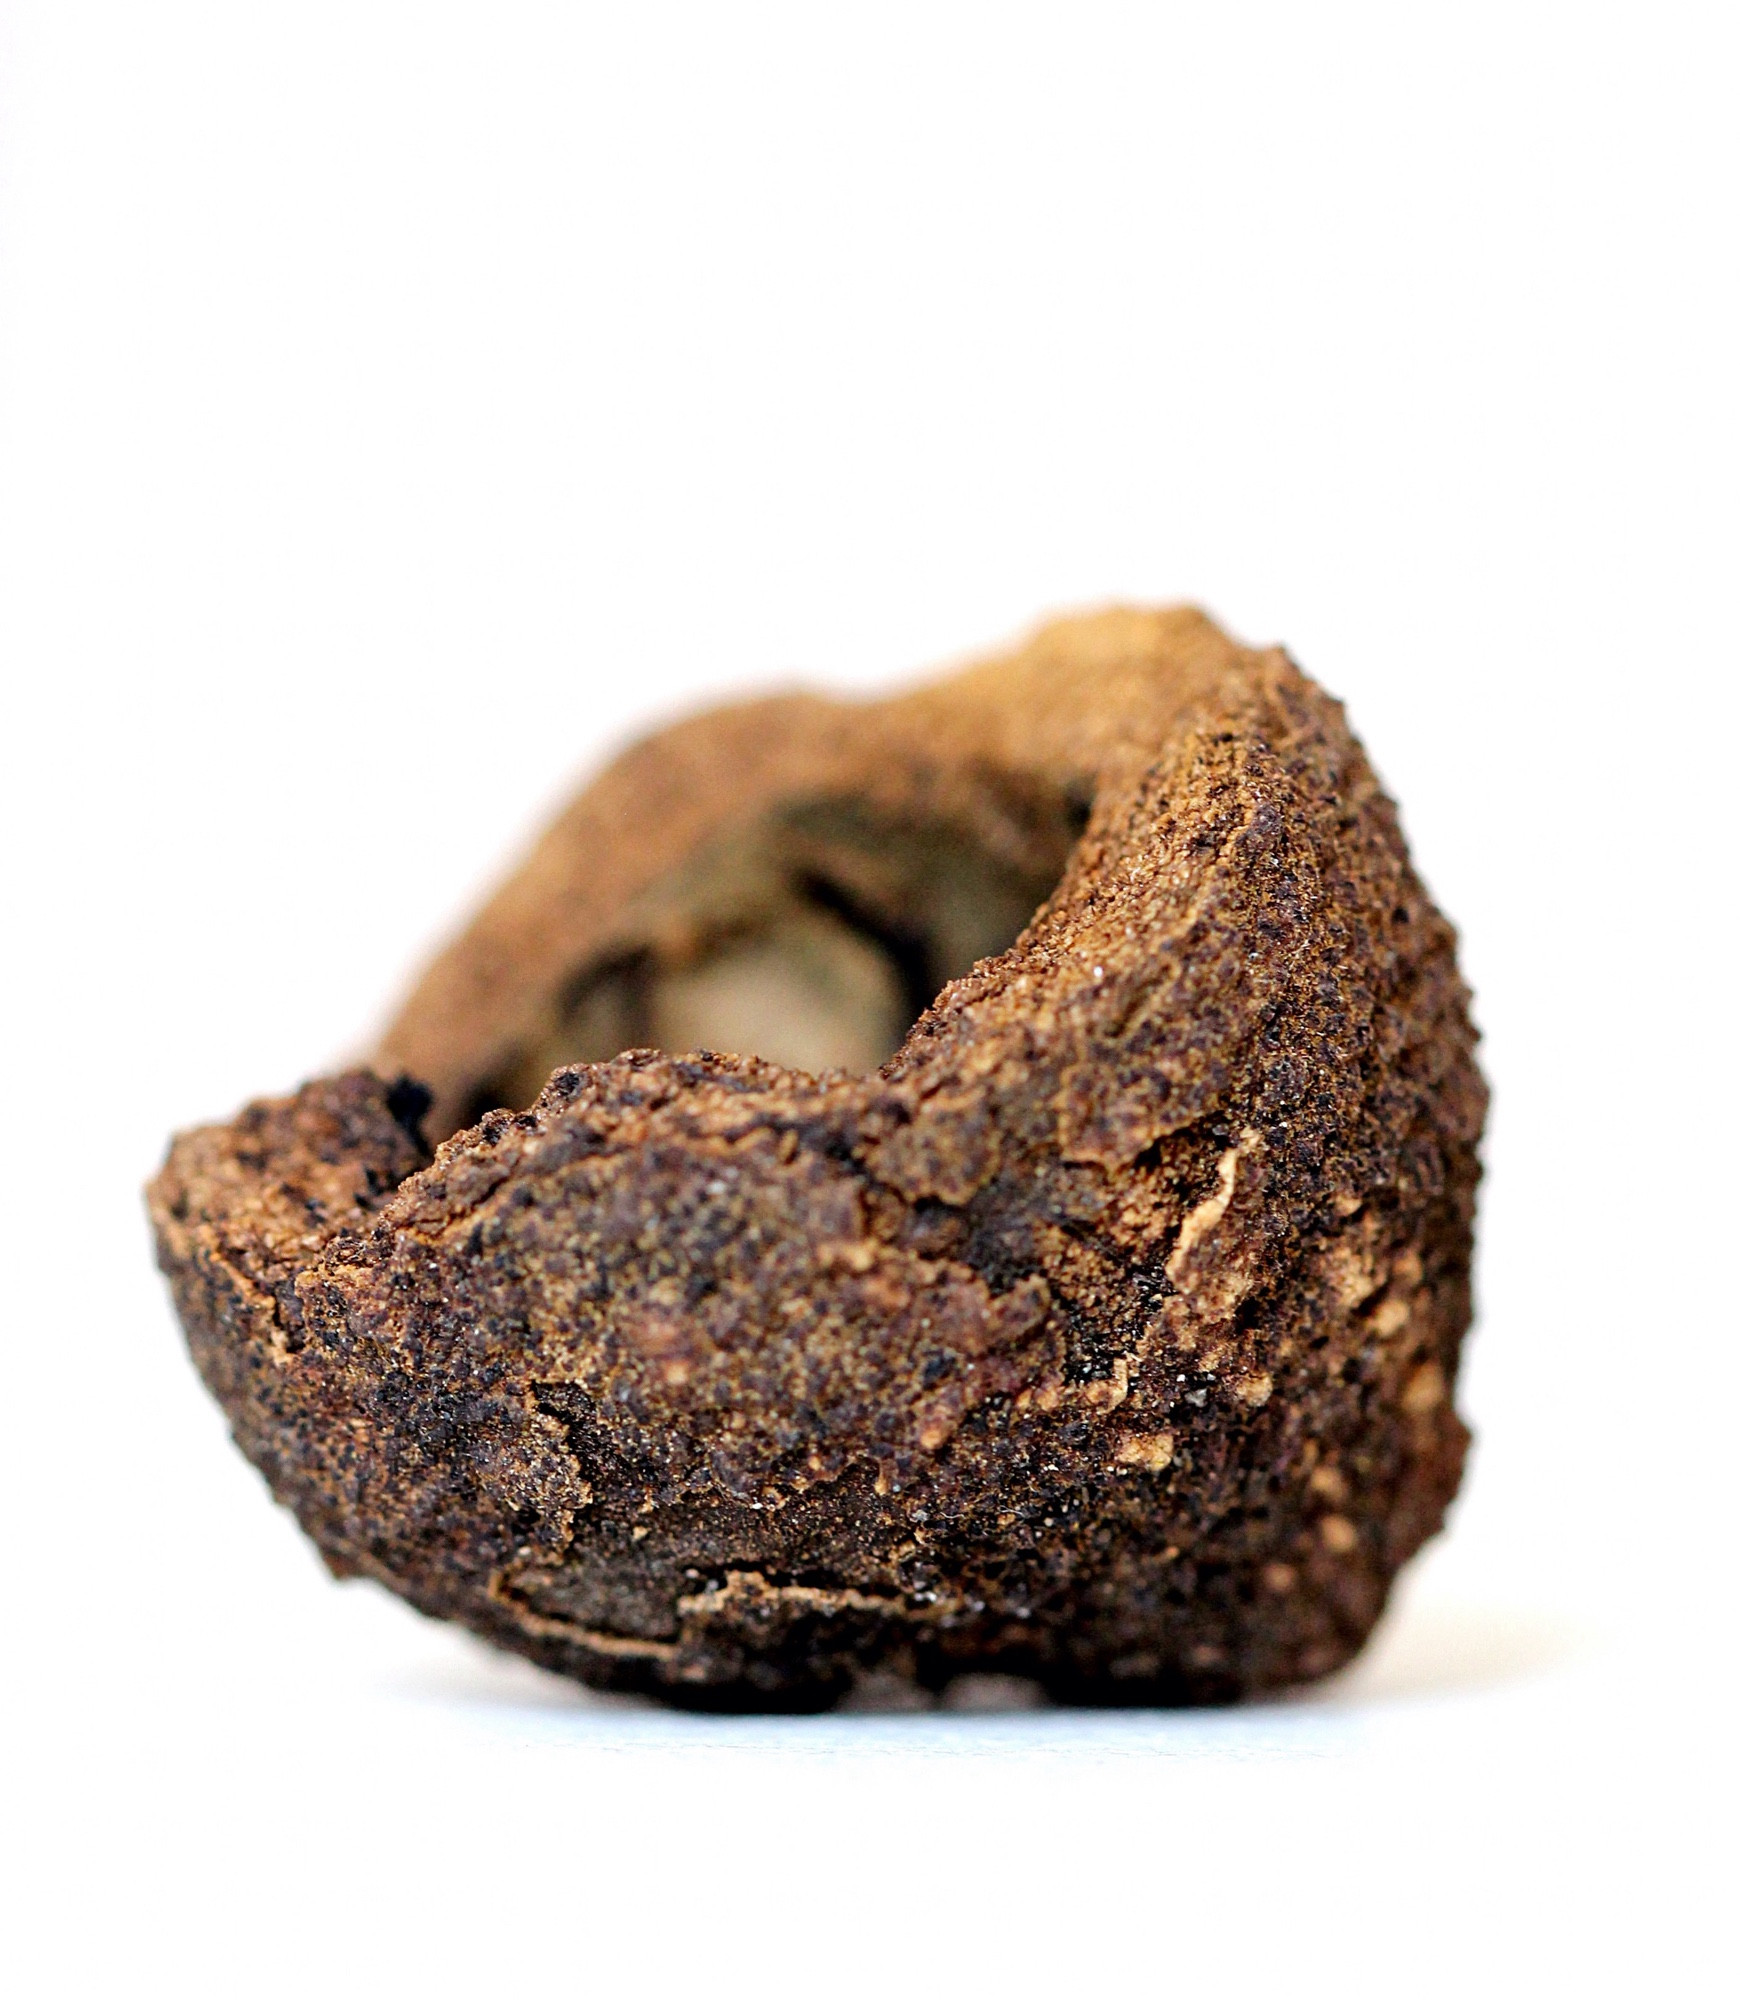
148,608,1484,1707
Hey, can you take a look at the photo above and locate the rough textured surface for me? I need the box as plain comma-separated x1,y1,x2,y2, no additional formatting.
149,607,1485,1708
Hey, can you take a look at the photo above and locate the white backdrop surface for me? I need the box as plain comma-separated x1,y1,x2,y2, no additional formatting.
2,5,1734,1994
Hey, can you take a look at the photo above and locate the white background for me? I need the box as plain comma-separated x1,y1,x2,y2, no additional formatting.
3,5,1735,1993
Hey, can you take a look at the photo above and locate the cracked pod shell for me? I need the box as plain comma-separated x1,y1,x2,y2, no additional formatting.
149,607,1485,1707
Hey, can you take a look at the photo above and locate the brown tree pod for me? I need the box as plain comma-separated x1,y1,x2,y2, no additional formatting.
149,607,1485,1708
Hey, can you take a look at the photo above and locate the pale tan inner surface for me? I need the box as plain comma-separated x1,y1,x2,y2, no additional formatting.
654,908,904,1076
481,794,1080,1119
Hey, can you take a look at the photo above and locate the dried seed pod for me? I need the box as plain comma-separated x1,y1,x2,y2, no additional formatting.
149,607,1485,1707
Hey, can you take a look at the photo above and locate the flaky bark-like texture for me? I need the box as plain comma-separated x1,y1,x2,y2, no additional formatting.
150,607,1484,1707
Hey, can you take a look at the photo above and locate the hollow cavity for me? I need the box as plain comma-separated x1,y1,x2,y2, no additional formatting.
475,786,1088,1117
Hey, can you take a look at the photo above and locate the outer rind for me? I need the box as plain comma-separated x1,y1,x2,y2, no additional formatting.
149,608,1485,1706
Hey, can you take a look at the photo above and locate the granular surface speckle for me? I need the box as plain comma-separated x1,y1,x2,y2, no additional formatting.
148,607,1485,1707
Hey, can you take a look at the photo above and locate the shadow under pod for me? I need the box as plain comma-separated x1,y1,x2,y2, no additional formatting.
391,1587,1585,1747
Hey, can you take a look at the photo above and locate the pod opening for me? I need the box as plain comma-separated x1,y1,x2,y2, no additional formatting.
464,784,1091,1125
